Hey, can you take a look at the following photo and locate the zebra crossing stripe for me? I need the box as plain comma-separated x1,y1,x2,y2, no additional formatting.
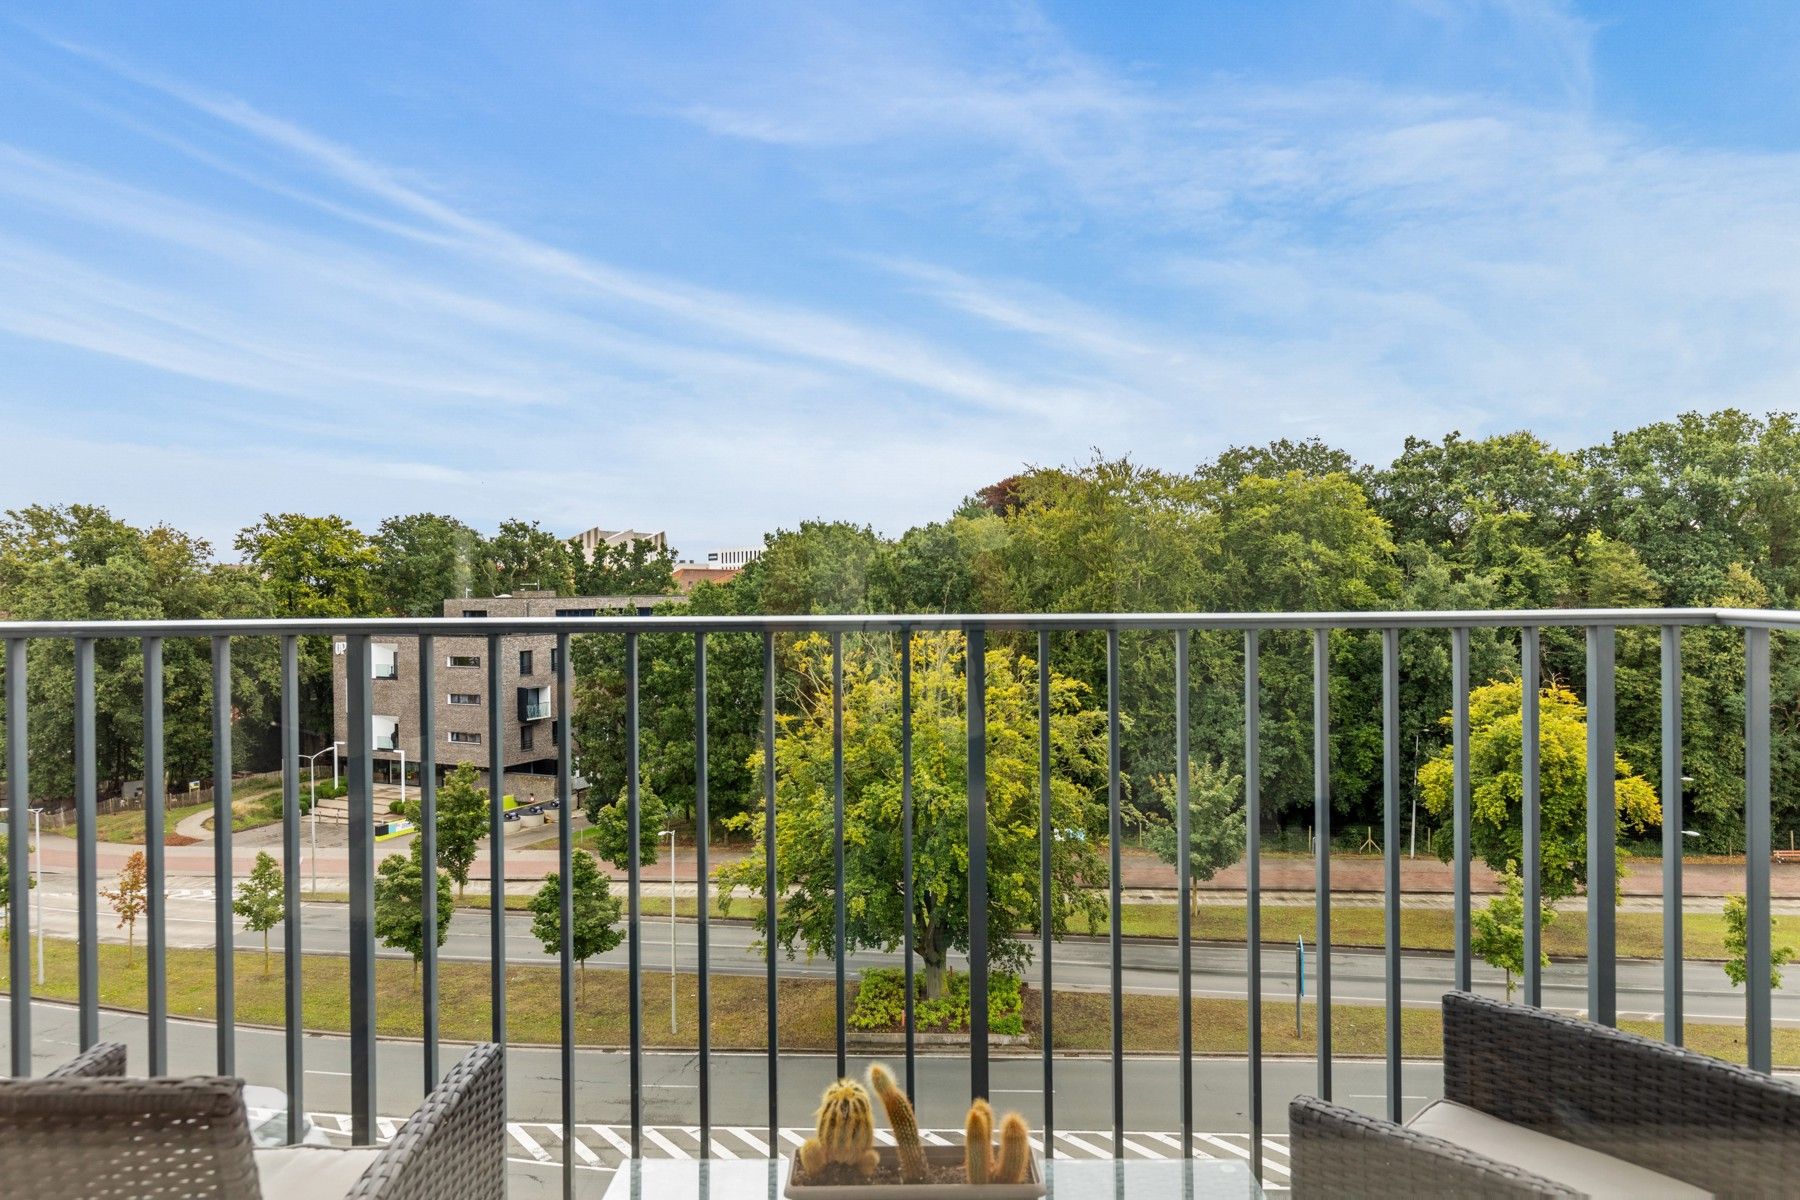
1195,1132,1289,1177
919,1129,950,1145
507,1123,552,1163
547,1126,600,1165
641,1127,690,1159
727,1127,770,1155
1144,1131,1209,1156
777,1129,808,1149
1054,1132,1112,1158
586,1124,635,1156
375,1118,398,1141
1118,1136,1166,1159
691,1130,738,1159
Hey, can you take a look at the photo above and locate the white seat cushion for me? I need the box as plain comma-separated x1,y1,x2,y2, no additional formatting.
1406,1100,1709,1199
254,1146,383,1199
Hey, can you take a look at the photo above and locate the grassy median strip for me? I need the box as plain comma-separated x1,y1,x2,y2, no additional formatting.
4,936,1795,1066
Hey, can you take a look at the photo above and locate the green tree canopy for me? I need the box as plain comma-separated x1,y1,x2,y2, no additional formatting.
372,513,488,616
487,519,575,596
716,632,1110,999
233,851,285,975
527,849,624,997
374,842,453,986
1419,680,1660,905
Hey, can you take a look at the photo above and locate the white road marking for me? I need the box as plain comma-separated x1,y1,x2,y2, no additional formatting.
727,1127,770,1155
508,1123,552,1162
641,1127,690,1159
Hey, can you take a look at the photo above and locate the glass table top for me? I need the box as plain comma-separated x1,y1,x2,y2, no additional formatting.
599,1157,1265,1199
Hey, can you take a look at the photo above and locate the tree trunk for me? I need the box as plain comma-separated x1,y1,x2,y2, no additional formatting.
264,930,271,977
580,958,586,1000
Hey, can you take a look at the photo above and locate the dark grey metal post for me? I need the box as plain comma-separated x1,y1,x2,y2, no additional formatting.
143,637,168,1076
556,634,575,1196
695,632,712,1154
346,634,377,1143
831,631,847,1077
1312,628,1331,1101
418,636,438,1089
1036,629,1052,1155
1244,631,1263,1181
1106,628,1122,1151
1586,626,1617,1026
1451,627,1472,992
279,637,302,1140
487,634,506,1049
626,631,643,1155
762,633,778,1148
75,637,98,1050
902,629,917,1100
1522,628,1543,1008
211,636,234,1072
968,626,990,1103
1661,625,1682,1044
1175,629,1193,1152
1744,626,1772,1073
1381,628,1401,1122
6,638,29,1076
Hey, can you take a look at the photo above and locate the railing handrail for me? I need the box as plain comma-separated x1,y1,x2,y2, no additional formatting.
0,604,1790,639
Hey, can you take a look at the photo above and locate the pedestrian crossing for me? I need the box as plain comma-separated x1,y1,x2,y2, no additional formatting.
311,1114,1290,1179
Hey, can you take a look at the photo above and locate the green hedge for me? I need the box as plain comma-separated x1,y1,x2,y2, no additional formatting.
850,967,1024,1036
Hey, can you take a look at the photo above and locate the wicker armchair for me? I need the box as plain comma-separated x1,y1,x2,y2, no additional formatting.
1290,991,1800,1198
0,1042,505,1200
46,1041,128,1079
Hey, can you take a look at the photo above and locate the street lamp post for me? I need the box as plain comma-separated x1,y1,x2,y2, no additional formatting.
662,829,676,1034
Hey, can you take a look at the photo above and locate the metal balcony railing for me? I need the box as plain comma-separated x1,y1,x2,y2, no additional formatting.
0,608,1790,1194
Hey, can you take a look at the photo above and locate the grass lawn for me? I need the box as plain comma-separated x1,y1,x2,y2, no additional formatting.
5,936,1795,1066
91,774,287,846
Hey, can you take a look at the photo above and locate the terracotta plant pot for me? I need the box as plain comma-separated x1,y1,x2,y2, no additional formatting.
785,1144,1045,1198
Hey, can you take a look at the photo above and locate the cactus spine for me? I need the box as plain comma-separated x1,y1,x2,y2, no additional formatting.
867,1064,928,1183
798,1079,878,1181
964,1098,994,1184
993,1112,1032,1184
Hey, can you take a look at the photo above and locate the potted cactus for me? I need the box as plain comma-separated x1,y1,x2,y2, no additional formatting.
786,1066,1045,1197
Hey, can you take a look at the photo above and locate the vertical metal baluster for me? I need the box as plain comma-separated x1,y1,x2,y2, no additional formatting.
1522,629,1543,1008
1381,628,1401,1123
75,637,98,1050
1744,626,1772,1073
762,633,778,1149
1106,628,1122,1153
1661,625,1683,1044
1452,627,1472,992
6,638,30,1076
212,636,234,1072
695,633,712,1154
1036,629,1053,1156
144,637,168,1076
626,631,643,1155
346,635,376,1143
556,634,575,1196
280,637,302,1141
487,634,506,1052
1586,626,1617,1026
832,631,847,1078
902,629,917,1100
418,637,438,1089
1313,629,1331,1100
1244,631,1263,1182
1176,630,1193,1154
968,626,990,1103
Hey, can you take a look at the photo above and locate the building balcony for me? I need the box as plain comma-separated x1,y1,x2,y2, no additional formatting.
1,607,1791,1197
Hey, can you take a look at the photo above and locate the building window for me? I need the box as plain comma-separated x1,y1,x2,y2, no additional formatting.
448,731,481,745
448,693,480,706
463,608,488,618
372,643,398,680
520,725,535,751
518,649,534,675
554,608,597,618
373,716,399,751
447,654,480,668
550,647,561,674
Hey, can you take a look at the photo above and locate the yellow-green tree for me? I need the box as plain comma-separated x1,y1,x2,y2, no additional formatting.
1419,680,1659,906
716,632,1109,1000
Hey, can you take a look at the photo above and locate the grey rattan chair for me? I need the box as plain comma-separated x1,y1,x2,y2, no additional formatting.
0,1042,505,1200
1290,991,1800,1197
46,1040,128,1079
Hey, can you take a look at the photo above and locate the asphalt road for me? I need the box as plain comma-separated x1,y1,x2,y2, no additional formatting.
24,874,1794,1025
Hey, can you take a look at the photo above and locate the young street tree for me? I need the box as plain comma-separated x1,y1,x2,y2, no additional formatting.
416,763,489,898
374,843,454,987
583,781,667,872
717,632,1110,1000
1143,760,1245,918
1470,861,1554,1001
1723,893,1796,991
101,850,150,964
1419,680,1660,906
233,851,285,976
527,850,624,998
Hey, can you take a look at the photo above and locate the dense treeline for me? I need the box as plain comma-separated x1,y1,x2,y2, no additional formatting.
2,410,1796,851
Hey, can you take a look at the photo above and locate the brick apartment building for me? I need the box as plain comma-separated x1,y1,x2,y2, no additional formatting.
329,591,674,804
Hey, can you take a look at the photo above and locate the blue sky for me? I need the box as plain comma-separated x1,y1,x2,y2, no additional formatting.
3,2,1798,559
